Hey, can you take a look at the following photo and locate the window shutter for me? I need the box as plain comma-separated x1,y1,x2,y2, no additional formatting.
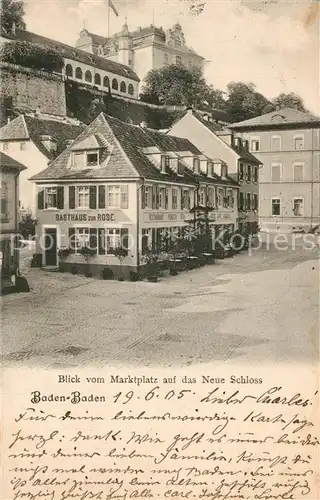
121,228,129,255
165,188,168,209
141,186,146,209
98,228,105,255
69,227,75,253
69,186,75,209
121,185,128,209
98,186,105,209
152,186,156,209
156,186,160,209
57,186,64,209
89,186,97,209
89,228,98,253
37,188,44,210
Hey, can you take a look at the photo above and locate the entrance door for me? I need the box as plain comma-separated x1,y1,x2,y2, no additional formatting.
44,228,57,266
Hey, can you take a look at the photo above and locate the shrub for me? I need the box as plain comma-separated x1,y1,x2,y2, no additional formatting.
18,209,36,238
0,40,64,73
129,271,142,282
101,267,114,280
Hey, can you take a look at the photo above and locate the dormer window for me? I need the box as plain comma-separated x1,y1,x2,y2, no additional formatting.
87,152,99,167
72,150,100,170
193,157,200,174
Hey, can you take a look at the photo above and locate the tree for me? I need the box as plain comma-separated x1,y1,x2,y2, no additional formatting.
140,64,224,109
0,41,64,72
271,92,306,112
0,0,26,33
226,82,271,123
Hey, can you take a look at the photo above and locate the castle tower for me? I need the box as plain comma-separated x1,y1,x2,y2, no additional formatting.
118,20,133,67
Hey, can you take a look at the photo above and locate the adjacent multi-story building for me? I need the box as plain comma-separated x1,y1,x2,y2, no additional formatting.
230,107,320,233
0,152,26,294
0,113,85,214
76,22,205,85
0,26,140,99
169,109,261,239
30,113,239,278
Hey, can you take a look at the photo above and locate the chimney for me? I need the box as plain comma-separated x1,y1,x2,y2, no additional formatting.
40,135,57,153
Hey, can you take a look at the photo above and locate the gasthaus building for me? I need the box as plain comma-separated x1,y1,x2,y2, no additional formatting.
31,113,239,279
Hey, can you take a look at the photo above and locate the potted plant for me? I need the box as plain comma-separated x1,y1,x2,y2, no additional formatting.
111,246,128,281
78,245,96,277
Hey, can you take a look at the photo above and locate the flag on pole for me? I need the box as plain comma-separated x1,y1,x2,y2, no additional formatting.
108,0,119,17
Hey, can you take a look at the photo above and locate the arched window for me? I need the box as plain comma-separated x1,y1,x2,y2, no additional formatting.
128,84,134,96
94,73,101,85
112,78,118,90
103,76,110,88
120,81,126,93
75,67,83,79
85,70,92,82
65,64,73,77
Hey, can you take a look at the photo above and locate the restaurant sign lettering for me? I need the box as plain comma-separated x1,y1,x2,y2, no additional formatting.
144,212,187,222
55,213,116,222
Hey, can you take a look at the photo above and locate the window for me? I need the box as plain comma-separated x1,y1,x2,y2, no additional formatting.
253,194,258,211
94,73,101,85
246,193,251,210
199,188,205,206
238,163,244,181
221,164,227,178
207,187,215,207
45,187,57,209
227,189,234,208
120,81,126,93
272,198,281,216
66,64,73,77
86,152,99,167
172,188,178,209
181,189,190,209
143,186,152,209
164,53,169,65
3,143,8,152
176,55,182,65
294,135,304,150
106,185,128,209
239,192,244,211
20,142,26,151
271,163,281,182
271,136,281,151
128,84,134,96
247,165,252,182
77,186,90,208
250,139,260,152
293,163,304,181
293,198,304,216
106,228,121,254
75,228,90,252
85,70,92,83
159,187,168,209
217,188,224,207
194,158,200,174
103,76,110,88
253,166,258,183
112,79,119,90
207,161,213,177
0,181,8,218
75,67,83,79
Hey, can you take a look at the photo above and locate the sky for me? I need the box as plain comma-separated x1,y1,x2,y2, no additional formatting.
23,0,319,114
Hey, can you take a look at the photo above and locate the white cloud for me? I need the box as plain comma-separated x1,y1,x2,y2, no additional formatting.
23,0,319,114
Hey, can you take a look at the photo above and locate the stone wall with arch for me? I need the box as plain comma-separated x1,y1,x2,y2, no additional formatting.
62,58,139,99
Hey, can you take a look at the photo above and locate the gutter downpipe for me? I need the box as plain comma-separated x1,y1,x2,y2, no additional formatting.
137,178,145,269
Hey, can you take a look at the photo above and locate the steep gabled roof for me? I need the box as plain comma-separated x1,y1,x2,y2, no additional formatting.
2,28,140,82
0,114,85,160
230,108,320,129
0,151,27,171
31,113,238,186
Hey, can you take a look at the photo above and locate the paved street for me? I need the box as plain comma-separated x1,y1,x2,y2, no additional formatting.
1,243,319,368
